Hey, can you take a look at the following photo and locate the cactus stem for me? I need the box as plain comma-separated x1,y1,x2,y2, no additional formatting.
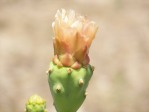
67,68,72,74
56,85,61,93
79,79,84,86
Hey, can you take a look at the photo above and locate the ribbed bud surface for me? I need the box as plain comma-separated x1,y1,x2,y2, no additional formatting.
25,95,47,112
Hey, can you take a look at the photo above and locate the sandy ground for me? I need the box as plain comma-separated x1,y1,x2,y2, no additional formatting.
0,0,149,112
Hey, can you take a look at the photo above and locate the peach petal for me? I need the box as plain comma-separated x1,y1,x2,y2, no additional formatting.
53,55,63,67
71,62,82,69
52,9,98,67
82,54,90,66
59,53,75,67
62,28,77,53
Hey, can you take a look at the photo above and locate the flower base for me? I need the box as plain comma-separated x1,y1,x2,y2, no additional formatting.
48,62,93,112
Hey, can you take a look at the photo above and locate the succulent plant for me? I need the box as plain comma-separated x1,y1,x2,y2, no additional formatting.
25,95,47,112
47,9,98,112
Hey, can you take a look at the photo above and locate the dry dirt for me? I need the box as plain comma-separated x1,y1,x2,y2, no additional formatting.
0,0,149,112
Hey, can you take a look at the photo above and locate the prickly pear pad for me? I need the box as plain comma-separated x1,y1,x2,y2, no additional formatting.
48,62,93,112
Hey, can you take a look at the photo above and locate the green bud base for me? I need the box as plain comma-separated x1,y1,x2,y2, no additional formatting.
25,95,47,112
48,62,93,112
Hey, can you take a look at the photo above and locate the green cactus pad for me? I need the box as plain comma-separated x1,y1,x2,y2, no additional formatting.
48,62,93,112
25,95,47,112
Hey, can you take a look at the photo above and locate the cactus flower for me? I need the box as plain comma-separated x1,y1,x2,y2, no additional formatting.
52,9,98,68
48,9,98,112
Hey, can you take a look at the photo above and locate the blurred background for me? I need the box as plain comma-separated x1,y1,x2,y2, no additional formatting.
0,0,149,112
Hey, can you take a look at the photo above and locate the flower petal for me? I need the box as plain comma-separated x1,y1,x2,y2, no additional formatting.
52,9,98,67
